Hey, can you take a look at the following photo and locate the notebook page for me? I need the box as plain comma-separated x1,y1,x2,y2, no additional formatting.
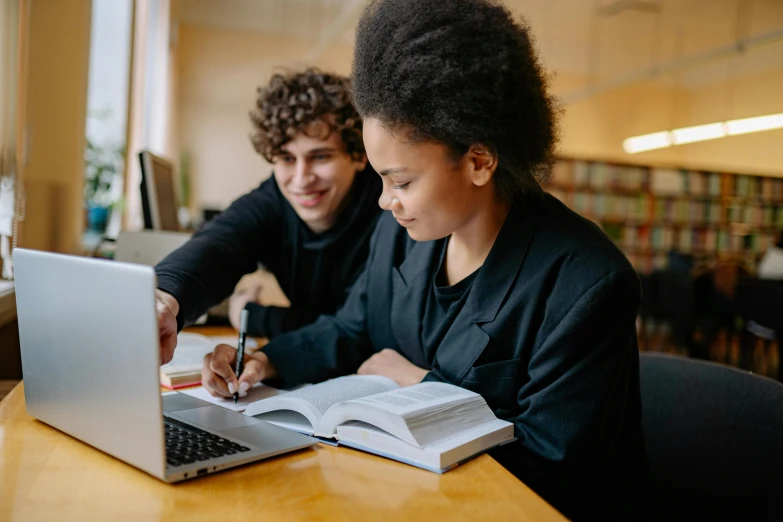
207,336,259,350
160,333,214,375
181,383,288,412
160,333,259,375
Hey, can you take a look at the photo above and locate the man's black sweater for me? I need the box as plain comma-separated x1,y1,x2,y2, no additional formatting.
155,168,382,337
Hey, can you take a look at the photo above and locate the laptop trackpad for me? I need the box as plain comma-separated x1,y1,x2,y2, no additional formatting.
162,392,213,413
171,406,263,431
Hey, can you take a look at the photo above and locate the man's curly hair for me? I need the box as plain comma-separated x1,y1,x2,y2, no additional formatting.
352,0,558,202
250,68,364,162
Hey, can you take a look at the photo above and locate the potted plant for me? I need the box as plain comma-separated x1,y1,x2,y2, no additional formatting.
84,138,124,233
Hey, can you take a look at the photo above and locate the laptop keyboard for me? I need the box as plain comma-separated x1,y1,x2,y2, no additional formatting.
164,417,250,468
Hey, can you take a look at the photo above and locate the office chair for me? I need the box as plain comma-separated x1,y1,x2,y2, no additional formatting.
734,277,783,379
735,277,783,333
640,352,783,521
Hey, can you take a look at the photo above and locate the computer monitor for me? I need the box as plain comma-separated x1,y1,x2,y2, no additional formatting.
139,151,180,231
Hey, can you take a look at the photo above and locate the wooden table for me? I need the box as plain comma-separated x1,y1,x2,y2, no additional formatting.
0,334,566,521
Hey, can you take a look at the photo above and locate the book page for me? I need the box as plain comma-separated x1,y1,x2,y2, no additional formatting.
320,383,496,447
253,410,315,435
353,382,475,416
279,375,398,416
244,375,398,435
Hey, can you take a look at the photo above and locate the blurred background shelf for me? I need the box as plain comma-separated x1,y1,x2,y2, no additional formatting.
545,158,783,274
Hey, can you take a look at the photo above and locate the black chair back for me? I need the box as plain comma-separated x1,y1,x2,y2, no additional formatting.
735,277,783,333
640,352,783,521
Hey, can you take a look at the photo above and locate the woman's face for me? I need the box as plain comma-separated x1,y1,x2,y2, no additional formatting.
273,125,367,234
363,118,492,242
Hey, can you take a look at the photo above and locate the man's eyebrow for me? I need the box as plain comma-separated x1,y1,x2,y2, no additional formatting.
379,167,408,176
277,147,337,156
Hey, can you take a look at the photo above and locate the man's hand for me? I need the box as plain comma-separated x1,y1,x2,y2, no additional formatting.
202,344,279,398
228,283,263,331
357,348,428,387
155,290,180,364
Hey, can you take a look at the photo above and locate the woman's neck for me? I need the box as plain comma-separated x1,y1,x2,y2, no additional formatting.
444,196,510,286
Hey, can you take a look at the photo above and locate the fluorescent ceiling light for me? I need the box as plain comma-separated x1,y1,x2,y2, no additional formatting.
623,131,672,154
624,113,783,154
671,122,726,145
725,113,783,136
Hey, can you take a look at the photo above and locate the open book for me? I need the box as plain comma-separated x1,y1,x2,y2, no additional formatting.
160,332,258,388
244,375,514,473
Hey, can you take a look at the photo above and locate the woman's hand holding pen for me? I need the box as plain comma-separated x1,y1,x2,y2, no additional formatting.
202,345,278,398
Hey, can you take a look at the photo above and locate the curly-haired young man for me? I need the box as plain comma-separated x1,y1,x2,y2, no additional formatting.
154,69,381,372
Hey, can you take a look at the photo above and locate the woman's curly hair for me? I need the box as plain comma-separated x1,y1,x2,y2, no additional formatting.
250,68,364,162
352,0,559,202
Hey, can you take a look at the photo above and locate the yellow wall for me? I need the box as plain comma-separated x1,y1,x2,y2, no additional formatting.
176,25,783,210
556,76,691,166
175,24,353,209
557,65,783,176
21,0,91,252
674,67,783,176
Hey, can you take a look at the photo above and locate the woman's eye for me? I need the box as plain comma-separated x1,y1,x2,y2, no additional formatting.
312,154,331,161
392,182,410,190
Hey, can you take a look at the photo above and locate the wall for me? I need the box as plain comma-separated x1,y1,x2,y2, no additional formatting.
21,0,91,252
675,66,783,176
176,23,783,211
555,74,692,167
175,23,353,210
556,58,783,176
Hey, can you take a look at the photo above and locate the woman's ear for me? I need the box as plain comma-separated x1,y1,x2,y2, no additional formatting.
468,144,498,187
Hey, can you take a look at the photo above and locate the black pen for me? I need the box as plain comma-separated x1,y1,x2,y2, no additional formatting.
233,308,249,404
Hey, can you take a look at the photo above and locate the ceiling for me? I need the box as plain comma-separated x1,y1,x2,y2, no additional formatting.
178,0,783,100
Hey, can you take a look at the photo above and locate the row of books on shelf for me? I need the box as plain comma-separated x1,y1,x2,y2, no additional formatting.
730,174,783,200
562,192,651,222
626,253,670,273
724,204,783,227
551,160,783,201
549,189,783,228
603,225,778,255
551,161,650,192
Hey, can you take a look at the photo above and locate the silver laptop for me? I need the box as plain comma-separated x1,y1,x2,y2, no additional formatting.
115,230,191,266
13,248,316,482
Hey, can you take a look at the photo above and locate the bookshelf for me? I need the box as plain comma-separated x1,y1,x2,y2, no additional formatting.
545,159,783,274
